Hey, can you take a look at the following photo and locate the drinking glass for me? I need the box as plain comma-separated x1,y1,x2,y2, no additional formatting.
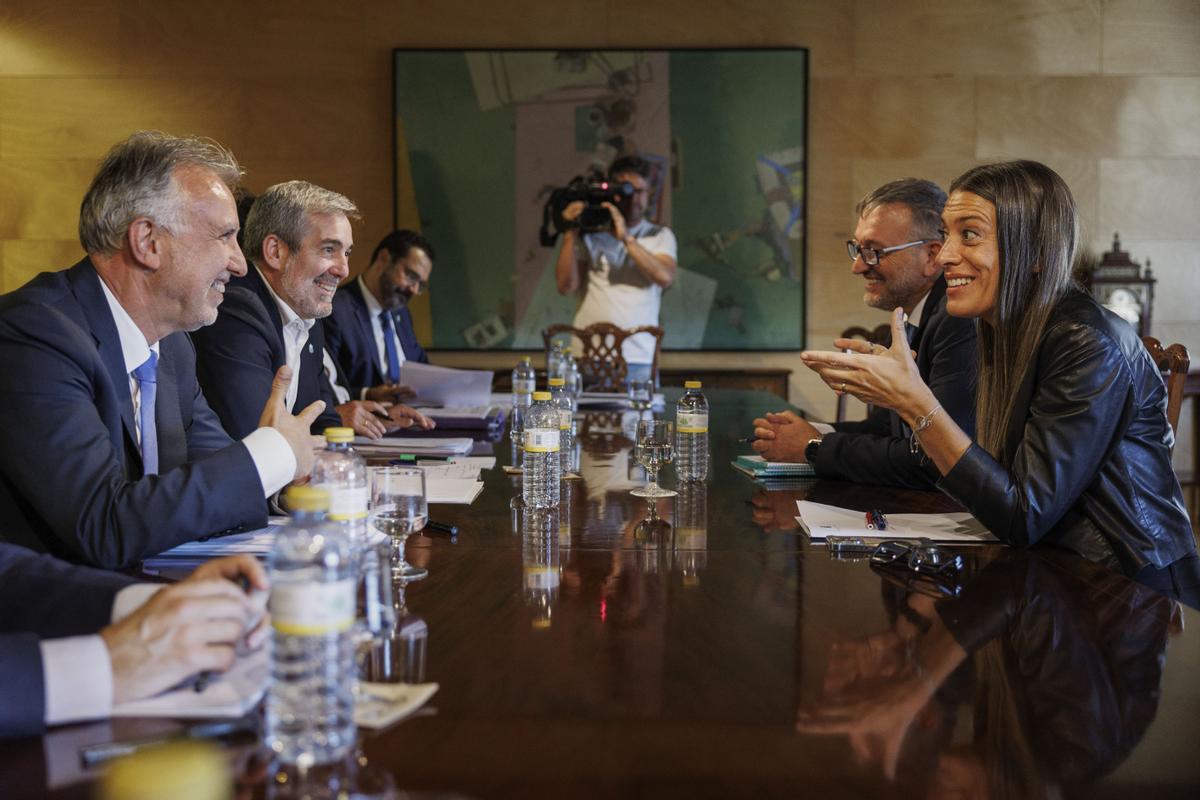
370,466,429,581
627,379,654,411
631,419,677,498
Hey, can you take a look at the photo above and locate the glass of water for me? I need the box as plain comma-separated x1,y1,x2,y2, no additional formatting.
631,419,677,498
627,379,654,411
370,466,429,582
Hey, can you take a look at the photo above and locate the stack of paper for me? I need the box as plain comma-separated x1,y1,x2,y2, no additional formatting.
794,500,996,543
353,436,475,457
367,465,484,504
577,391,666,409
731,454,816,479
144,520,286,565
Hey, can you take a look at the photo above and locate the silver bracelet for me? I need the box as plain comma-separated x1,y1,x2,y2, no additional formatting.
909,404,943,457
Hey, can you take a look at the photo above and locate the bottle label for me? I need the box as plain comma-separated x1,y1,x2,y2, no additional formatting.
524,566,561,589
326,486,368,521
524,428,560,453
270,578,356,635
677,411,709,433
558,409,572,430
514,378,535,395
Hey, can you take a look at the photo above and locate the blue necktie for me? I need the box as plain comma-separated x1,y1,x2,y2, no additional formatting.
132,352,158,475
379,310,401,384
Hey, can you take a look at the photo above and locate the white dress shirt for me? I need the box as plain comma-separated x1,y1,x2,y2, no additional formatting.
96,274,295,499
255,267,316,412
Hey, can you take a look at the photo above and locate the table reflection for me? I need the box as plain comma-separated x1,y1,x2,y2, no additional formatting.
798,549,1178,796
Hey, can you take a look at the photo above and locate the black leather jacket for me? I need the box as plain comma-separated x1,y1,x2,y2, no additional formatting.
938,289,1195,572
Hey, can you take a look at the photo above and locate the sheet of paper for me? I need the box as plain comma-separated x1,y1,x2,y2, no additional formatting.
794,501,996,543
112,648,268,719
369,462,484,481
355,682,438,730
400,362,494,407
426,477,484,504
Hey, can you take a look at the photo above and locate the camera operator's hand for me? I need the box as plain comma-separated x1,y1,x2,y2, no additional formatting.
602,201,630,241
561,200,585,224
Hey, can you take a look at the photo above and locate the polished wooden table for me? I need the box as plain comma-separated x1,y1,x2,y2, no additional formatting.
5,389,1200,798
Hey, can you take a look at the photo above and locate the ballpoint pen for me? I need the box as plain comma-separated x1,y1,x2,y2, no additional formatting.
424,520,459,536
736,436,759,444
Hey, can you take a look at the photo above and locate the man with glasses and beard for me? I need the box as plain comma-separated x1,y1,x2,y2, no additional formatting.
324,229,435,404
750,179,977,489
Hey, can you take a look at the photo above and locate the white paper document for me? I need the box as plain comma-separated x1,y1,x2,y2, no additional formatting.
426,477,485,505
400,361,494,407
145,519,288,562
112,647,268,719
794,501,997,544
355,682,438,730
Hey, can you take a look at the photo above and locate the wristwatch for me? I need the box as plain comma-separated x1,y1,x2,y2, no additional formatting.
805,438,822,464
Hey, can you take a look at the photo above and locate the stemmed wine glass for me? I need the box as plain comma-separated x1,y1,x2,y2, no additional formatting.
370,466,429,581
631,419,677,498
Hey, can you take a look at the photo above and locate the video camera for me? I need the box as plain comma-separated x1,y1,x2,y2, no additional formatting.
539,173,634,246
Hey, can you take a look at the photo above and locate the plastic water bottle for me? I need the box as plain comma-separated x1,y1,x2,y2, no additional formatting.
310,427,368,556
563,350,583,410
266,486,357,767
512,356,535,411
675,380,710,481
548,377,575,475
522,391,561,508
546,340,567,382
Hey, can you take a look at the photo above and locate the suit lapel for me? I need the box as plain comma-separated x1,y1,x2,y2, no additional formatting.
67,260,140,463
349,281,385,386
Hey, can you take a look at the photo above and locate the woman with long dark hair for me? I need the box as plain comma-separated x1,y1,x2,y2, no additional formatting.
801,160,1197,601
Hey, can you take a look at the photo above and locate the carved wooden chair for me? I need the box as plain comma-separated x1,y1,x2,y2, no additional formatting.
541,323,665,392
835,323,892,423
1142,336,1190,444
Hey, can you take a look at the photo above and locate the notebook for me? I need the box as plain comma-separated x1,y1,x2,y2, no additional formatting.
732,454,816,478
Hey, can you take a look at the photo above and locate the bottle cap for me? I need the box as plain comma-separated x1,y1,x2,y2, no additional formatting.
684,380,702,389
323,427,354,443
532,391,551,401
286,485,330,513
548,377,565,387
520,356,531,363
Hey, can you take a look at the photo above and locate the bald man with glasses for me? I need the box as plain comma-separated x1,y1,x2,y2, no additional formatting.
750,178,978,490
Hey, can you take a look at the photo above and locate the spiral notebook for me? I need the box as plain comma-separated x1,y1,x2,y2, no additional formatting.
731,454,816,478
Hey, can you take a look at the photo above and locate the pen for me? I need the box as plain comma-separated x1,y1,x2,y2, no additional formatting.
389,455,455,464
79,718,259,768
193,574,252,693
865,509,888,531
372,410,392,422
424,520,459,536
737,436,759,444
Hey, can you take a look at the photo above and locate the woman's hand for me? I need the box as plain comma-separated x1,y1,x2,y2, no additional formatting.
799,307,933,422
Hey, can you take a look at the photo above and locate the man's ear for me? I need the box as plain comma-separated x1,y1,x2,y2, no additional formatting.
922,241,943,279
260,233,288,273
126,218,162,270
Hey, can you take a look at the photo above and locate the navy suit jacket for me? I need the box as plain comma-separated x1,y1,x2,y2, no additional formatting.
0,543,135,739
814,277,978,489
192,267,342,439
0,259,268,569
324,279,428,398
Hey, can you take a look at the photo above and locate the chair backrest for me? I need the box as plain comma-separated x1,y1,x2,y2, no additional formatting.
1142,336,1190,442
542,322,665,392
835,323,892,422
